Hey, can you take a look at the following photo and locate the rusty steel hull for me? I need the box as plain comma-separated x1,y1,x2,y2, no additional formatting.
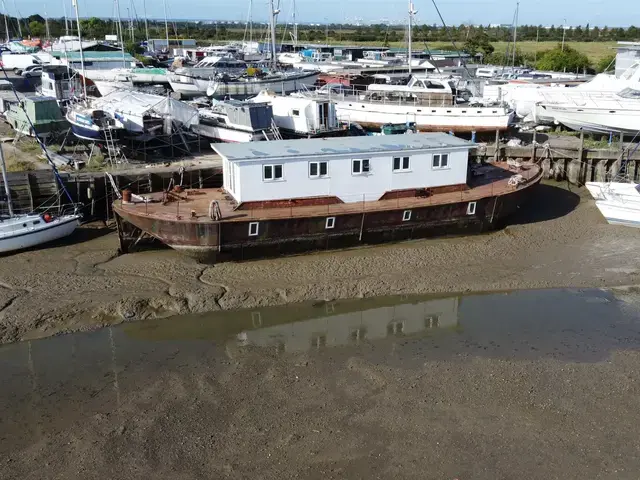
113,176,541,262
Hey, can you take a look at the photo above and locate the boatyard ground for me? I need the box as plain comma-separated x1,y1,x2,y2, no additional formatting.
1,181,640,344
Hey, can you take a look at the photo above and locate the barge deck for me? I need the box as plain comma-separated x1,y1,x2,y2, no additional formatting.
113,162,542,261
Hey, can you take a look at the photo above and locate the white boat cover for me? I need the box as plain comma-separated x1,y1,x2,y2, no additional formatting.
92,90,199,127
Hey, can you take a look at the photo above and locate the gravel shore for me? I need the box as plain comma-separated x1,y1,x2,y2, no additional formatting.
1,182,640,344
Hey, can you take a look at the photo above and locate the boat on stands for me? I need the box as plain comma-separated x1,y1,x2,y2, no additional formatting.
497,61,640,121
251,90,346,139
303,80,514,133
192,99,278,143
67,90,199,142
536,87,640,134
66,102,125,141
112,133,542,261
586,181,640,228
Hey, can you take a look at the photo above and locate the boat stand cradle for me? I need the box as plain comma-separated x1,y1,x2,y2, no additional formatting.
114,211,155,254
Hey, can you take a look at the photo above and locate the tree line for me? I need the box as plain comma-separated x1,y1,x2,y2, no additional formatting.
7,14,640,45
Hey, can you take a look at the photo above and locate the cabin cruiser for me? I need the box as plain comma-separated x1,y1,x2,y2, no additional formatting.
192,99,278,143
251,90,343,138
493,61,640,121
536,87,640,134
305,79,514,133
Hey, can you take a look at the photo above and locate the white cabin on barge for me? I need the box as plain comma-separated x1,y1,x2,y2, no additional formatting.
213,133,474,206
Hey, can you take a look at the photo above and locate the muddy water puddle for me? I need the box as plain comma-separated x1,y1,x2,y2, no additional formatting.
2,288,640,478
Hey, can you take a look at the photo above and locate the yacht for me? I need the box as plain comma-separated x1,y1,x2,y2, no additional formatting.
500,61,640,121
306,80,514,133
537,87,640,134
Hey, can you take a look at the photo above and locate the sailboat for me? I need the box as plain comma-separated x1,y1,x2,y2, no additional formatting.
0,62,81,253
0,134,81,253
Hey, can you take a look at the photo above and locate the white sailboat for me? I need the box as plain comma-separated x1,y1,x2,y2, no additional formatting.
0,118,81,254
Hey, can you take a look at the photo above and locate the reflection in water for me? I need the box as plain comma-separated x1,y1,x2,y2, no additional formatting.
1,288,640,462
236,297,458,353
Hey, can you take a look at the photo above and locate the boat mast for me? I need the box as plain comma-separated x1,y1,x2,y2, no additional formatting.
512,1,519,67
12,0,21,38
293,0,297,46
408,1,417,74
62,0,69,36
115,0,127,67
268,0,279,69
44,4,51,39
0,142,13,218
2,1,10,43
142,0,149,44
163,0,170,56
71,0,87,99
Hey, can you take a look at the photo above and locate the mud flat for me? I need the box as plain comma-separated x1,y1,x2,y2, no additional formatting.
2,288,640,479
1,182,640,344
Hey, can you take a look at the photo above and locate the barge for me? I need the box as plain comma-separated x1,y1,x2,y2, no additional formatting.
113,133,542,261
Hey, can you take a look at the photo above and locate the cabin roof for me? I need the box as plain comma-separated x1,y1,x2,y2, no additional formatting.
213,133,474,162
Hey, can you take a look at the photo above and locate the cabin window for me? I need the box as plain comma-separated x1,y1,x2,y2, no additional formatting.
393,156,410,172
325,217,335,229
467,202,477,215
387,321,404,336
309,161,329,178
248,222,259,236
263,164,283,181
402,210,412,222
292,109,300,116
432,154,449,169
425,315,440,328
352,159,370,174
33,220,41,225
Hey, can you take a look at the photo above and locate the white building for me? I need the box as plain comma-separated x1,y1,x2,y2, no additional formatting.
213,133,474,205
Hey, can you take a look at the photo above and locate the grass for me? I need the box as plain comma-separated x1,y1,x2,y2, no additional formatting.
6,160,36,172
491,41,617,64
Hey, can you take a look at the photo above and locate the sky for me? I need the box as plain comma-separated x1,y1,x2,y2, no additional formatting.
10,0,634,27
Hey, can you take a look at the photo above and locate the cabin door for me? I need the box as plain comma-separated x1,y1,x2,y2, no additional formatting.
318,103,328,129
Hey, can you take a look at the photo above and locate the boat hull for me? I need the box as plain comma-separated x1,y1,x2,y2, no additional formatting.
113,172,541,262
334,101,515,133
169,72,320,99
193,124,268,143
0,215,81,254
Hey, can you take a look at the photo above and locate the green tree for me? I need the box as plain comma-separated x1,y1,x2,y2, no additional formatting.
536,44,591,72
124,41,143,56
463,29,495,57
28,21,45,37
596,54,616,73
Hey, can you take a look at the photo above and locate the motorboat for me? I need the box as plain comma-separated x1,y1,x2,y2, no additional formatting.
537,88,640,134
586,181,640,228
192,99,278,143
